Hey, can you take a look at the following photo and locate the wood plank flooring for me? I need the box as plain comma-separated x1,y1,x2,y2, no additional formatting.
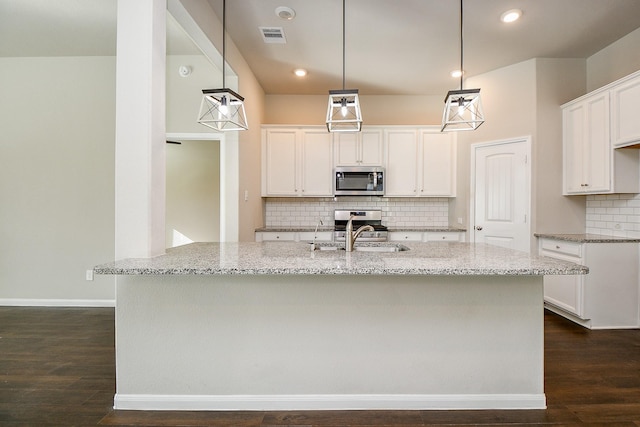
1,306,639,426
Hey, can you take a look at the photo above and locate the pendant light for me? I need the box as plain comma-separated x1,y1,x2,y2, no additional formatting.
326,0,362,132
197,0,248,131
441,0,484,132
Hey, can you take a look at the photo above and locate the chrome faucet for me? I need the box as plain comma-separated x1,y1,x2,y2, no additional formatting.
345,215,374,252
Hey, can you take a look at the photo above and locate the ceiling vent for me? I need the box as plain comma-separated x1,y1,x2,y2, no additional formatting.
259,27,287,44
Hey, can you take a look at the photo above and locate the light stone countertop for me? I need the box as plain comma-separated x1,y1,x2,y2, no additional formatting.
255,226,465,232
534,233,640,243
94,241,587,276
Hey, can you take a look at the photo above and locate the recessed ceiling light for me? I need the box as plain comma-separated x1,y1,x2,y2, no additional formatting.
500,9,522,23
275,6,296,20
451,70,463,78
294,68,307,77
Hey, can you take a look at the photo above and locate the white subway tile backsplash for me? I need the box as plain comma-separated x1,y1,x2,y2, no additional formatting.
264,197,449,228
586,194,640,237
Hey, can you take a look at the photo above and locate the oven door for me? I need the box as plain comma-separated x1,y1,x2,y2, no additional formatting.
334,167,384,196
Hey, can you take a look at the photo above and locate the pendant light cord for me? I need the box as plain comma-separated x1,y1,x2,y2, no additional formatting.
342,0,346,90
459,0,463,91
222,0,226,88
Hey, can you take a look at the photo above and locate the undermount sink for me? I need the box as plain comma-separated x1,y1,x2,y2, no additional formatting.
313,242,410,252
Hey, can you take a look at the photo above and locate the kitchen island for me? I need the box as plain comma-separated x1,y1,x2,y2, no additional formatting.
95,242,586,411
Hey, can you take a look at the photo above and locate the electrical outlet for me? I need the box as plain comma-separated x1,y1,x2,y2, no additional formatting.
244,190,249,201
85,269,94,281
458,217,463,224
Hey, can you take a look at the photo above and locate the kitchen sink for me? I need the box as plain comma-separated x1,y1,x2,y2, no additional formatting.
313,242,410,252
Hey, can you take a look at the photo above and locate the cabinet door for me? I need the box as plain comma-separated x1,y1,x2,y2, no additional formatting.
360,129,383,165
301,130,333,196
420,131,455,196
562,93,610,194
334,129,383,166
584,93,610,193
563,103,585,194
611,76,640,147
334,133,359,166
385,129,419,196
539,239,585,318
263,129,298,196
544,274,585,318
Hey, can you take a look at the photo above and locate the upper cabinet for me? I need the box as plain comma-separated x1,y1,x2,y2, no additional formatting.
262,127,333,197
611,73,640,148
562,70,640,195
563,92,611,194
385,127,456,197
334,128,383,166
261,125,456,198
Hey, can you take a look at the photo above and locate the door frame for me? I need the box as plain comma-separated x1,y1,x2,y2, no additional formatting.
166,132,238,242
469,136,532,250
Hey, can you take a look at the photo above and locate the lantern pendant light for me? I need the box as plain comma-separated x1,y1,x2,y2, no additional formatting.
198,0,248,131
326,0,362,132
441,0,484,132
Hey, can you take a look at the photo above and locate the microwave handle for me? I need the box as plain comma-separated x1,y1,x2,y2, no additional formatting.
372,172,377,189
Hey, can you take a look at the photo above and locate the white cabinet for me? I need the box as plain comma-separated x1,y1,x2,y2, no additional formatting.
257,231,296,242
385,127,456,197
388,231,423,242
538,237,640,329
334,128,383,166
262,127,333,197
255,231,332,242
389,231,464,242
562,92,611,194
420,131,456,196
385,129,419,196
562,71,640,195
611,73,640,148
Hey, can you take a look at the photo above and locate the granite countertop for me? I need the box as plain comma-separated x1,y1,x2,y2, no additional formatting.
534,233,640,243
94,241,587,276
255,226,466,232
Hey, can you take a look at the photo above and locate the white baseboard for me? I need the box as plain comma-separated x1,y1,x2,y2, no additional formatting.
0,299,115,307
113,393,547,411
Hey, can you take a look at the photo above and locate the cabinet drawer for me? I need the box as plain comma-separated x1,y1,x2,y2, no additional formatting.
259,232,296,241
540,239,582,258
424,232,460,242
389,232,423,242
298,231,333,242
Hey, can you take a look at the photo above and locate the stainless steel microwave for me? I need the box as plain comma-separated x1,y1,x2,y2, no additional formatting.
334,167,384,196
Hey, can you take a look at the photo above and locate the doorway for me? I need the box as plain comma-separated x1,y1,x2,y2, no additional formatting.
471,137,531,252
166,134,221,247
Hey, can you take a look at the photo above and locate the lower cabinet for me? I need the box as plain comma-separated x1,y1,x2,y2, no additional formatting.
255,231,332,243
389,231,465,242
538,237,640,329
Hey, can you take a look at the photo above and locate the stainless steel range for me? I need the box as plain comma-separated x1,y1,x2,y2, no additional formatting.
333,209,388,242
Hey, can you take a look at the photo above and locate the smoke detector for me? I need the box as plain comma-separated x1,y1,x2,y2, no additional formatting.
275,6,296,20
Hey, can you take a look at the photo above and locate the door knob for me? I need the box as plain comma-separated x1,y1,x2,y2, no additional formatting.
475,226,483,231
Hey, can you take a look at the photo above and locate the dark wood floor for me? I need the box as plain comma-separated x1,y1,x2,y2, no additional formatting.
1,307,639,426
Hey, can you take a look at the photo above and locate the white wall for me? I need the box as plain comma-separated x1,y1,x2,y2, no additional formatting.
587,27,640,92
0,57,117,304
264,95,444,126
0,53,225,304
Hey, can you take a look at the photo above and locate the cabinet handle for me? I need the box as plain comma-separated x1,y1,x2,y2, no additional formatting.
556,245,560,249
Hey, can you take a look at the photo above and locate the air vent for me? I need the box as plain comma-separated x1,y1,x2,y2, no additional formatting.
259,27,286,44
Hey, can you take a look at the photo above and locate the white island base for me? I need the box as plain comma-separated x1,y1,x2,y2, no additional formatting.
114,274,545,411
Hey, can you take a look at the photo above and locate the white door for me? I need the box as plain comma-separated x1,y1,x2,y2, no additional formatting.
473,138,531,252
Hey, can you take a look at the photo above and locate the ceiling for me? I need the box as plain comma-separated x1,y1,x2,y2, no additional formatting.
3,0,640,96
